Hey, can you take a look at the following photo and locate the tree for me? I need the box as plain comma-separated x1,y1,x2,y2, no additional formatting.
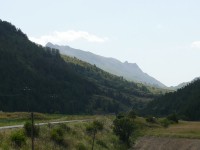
113,117,135,146
86,120,103,150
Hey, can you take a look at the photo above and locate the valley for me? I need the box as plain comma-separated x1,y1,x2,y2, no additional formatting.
0,8,200,149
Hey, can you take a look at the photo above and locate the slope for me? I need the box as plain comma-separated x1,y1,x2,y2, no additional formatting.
46,43,166,88
0,20,154,114
143,79,200,120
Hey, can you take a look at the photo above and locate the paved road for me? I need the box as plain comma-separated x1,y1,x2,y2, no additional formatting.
0,119,92,130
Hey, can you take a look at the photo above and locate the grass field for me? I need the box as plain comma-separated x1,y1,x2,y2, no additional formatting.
145,121,200,139
1,112,200,149
0,113,130,150
0,112,95,127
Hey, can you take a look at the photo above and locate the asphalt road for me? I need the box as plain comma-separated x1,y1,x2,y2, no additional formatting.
0,119,92,131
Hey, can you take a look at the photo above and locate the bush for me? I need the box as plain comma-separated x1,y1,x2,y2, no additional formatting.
116,112,126,119
76,143,87,150
10,130,26,147
128,110,136,119
24,121,39,137
160,118,171,128
96,140,108,148
146,116,157,123
167,113,179,123
50,127,64,144
58,123,71,132
86,120,103,134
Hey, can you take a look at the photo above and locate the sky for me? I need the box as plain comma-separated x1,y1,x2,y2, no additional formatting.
1,0,200,86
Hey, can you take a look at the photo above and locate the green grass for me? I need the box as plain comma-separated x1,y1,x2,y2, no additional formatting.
0,114,129,150
1,112,200,149
0,112,95,127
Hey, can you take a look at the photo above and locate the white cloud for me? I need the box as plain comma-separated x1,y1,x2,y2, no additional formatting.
29,30,109,46
191,41,200,48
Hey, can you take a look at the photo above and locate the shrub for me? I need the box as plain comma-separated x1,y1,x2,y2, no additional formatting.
50,127,64,144
24,121,39,137
96,140,108,148
116,112,126,119
58,123,71,132
128,110,136,119
146,116,157,123
86,120,103,134
160,118,171,128
167,113,179,123
76,143,87,150
10,130,26,147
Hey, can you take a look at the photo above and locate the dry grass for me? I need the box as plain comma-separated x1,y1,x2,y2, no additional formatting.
145,121,200,139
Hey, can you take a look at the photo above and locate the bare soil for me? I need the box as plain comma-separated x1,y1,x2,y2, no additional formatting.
132,136,200,150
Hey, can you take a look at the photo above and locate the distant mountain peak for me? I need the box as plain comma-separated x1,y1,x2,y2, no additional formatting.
46,43,166,88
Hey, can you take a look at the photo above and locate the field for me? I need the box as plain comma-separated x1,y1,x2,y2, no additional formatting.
0,112,129,150
1,113,200,150
145,121,200,139
0,112,96,127
133,119,200,150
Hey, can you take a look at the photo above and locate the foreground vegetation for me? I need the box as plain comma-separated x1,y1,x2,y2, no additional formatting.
0,112,95,127
0,114,131,150
1,112,200,149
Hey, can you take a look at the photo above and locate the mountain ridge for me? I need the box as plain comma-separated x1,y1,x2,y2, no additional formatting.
46,42,166,88
0,20,154,114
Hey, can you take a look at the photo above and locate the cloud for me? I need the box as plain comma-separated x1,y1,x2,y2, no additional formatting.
191,41,200,48
29,30,109,46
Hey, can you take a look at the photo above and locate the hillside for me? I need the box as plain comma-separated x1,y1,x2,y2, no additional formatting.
143,79,200,120
0,20,155,114
46,43,166,88
169,77,200,90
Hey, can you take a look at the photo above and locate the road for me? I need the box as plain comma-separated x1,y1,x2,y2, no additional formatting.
0,119,92,131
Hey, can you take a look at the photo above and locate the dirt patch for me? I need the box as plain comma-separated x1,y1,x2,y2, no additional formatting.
132,136,200,150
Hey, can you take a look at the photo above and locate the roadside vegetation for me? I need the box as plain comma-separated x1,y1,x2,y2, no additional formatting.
0,112,95,127
1,112,200,149
0,113,131,150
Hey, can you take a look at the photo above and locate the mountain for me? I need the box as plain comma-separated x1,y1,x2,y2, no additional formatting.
0,20,155,114
169,77,200,90
143,78,200,120
46,43,166,88
169,82,188,90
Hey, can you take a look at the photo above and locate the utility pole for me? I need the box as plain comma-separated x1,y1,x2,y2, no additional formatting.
31,112,34,150
91,130,96,150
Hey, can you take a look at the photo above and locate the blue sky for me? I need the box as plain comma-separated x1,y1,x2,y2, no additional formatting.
1,0,200,86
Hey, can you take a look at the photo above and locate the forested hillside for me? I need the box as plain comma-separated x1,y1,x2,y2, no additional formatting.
143,79,200,120
0,20,154,114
